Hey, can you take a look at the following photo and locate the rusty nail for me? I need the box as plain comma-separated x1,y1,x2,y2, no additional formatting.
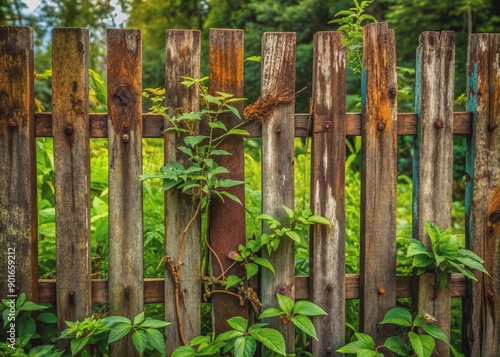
8,119,17,128
487,291,495,303
327,284,334,291
434,120,444,129
489,122,498,131
65,124,74,136
124,123,129,129
325,123,330,129
122,133,129,143
276,128,282,135
69,291,75,307
125,288,130,301
388,85,398,99
326,347,332,353
377,287,385,295
377,122,386,131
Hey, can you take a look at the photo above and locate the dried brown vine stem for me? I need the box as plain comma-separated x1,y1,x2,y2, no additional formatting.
243,89,295,122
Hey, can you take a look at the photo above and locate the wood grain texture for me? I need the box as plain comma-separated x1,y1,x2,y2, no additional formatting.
164,30,201,352
106,29,143,356
259,32,296,352
37,274,469,304
359,23,398,345
34,111,473,138
310,31,347,357
52,28,92,335
208,29,248,334
463,34,500,357
0,27,38,301
412,31,455,356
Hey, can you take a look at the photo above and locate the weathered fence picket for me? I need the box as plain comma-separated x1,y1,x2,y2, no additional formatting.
52,28,92,335
412,31,455,357
360,23,398,346
0,27,38,302
259,32,297,352
310,31,347,356
164,29,202,353
464,33,500,356
208,29,248,334
106,29,144,355
1,22,500,357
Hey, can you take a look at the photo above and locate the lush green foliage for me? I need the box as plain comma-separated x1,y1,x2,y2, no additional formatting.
408,221,488,288
0,294,169,357
338,307,451,357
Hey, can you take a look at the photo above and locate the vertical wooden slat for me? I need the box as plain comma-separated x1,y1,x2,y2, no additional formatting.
412,31,455,357
107,29,143,356
464,33,500,357
260,32,296,352
360,22,398,346
310,31,347,357
164,30,201,353
52,28,92,335
0,27,37,301
208,29,247,334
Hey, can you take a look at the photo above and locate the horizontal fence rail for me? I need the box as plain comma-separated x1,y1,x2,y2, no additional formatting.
1,23,500,356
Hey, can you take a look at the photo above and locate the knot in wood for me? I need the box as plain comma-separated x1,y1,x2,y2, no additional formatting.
112,85,136,107
122,133,129,143
8,119,17,129
388,85,398,100
489,122,498,131
326,347,332,353
327,284,334,291
276,285,287,295
377,122,386,131
377,287,385,295
65,124,74,136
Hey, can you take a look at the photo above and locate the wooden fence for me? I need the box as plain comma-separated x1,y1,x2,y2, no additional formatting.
1,23,499,356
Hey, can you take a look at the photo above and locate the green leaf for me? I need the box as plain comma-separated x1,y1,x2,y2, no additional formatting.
234,336,257,357
219,191,243,204
144,328,166,356
407,239,431,257
140,317,170,329
227,316,248,332
251,328,286,356
208,121,227,131
215,329,245,342
216,179,245,188
37,312,58,324
29,345,55,357
171,346,197,357
253,257,275,274
384,336,407,355
226,275,243,289
260,307,285,319
108,322,132,343
282,205,295,219
337,333,375,353
408,332,434,357
16,293,26,309
19,301,49,311
276,294,294,314
133,311,145,325
101,316,131,328
225,104,242,119
226,128,250,136
306,215,332,225
291,315,317,339
184,135,209,147
17,315,36,336
132,330,148,353
71,336,90,355
245,263,259,279
210,149,232,156
244,55,262,62
412,254,435,269
285,230,301,243
380,307,413,327
414,320,448,343
293,300,328,316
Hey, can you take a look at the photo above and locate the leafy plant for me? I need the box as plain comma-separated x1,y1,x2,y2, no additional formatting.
328,0,378,74
407,221,488,288
259,294,327,341
59,311,169,356
171,316,286,357
337,307,450,357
